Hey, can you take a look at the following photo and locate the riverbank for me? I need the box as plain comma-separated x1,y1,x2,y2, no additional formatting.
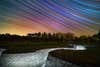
50,46,99,67
0,41,68,53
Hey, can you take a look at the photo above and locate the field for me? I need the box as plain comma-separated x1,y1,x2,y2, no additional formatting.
0,41,68,53
50,46,99,67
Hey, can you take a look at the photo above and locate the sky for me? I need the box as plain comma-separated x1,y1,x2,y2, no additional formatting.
0,0,100,36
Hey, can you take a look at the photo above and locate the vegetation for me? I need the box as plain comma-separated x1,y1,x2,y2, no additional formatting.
0,30,100,45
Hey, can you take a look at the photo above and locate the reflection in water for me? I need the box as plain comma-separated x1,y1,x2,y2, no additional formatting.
0,46,86,67
73,45,86,50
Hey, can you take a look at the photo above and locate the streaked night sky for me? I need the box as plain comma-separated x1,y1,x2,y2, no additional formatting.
0,0,100,36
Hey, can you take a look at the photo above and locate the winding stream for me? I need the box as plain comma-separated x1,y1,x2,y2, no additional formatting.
0,45,86,67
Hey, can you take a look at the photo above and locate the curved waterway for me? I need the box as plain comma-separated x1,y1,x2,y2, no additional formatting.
0,45,86,67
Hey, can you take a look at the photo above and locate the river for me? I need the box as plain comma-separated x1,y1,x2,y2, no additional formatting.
0,45,86,67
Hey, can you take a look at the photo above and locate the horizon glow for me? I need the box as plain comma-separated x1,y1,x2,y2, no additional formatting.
0,0,100,36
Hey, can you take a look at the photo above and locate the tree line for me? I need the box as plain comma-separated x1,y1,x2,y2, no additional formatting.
0,30,100,45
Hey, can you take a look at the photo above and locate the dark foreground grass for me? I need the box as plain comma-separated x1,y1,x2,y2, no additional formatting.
50,46,99,67
0,41,68,53
0,41,99,67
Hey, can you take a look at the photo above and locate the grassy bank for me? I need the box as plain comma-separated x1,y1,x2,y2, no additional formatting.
50,46,99,67
0,41,68,53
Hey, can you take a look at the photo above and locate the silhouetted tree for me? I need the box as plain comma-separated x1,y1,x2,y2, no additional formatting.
97,30,100,39
0,30,100,45
92,30,100,45
37,32,42,38
64,33,75,41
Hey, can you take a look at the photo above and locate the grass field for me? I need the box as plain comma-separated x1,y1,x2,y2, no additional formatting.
50,46,99,67
0,41,68,53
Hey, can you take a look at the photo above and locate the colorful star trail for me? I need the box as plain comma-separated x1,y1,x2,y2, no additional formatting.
0,0,100,36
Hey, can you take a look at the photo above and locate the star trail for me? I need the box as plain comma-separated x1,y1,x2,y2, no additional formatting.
0,0,100,36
